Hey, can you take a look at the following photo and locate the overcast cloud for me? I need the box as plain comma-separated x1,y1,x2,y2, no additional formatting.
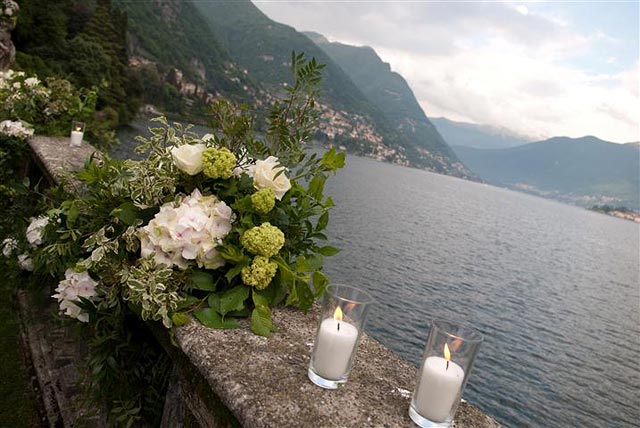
254,1,639,143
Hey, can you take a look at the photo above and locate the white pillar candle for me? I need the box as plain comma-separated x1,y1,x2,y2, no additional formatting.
414,356,465,422
312,317,358,380
70,130,83,147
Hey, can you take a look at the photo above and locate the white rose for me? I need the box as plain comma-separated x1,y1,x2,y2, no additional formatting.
171,143,206,175
26,216,49,246
248,156,292,200
17,254,33,271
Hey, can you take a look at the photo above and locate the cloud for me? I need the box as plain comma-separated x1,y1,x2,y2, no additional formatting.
255,1,639,142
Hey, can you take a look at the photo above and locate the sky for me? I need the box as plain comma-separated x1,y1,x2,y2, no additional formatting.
254,0,639,143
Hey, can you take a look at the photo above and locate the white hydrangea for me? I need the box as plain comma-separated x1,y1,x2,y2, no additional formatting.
0,120,34,140
2,237,17,257
26,216,48,246
52,269,98,323
138,189,234,270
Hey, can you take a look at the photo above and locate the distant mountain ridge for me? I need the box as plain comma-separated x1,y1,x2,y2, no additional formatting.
305,32,470,177
452,136,640,210
431,117,533,149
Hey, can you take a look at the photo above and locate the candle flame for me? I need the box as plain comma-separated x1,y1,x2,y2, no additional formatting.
444,343,451,361
74,126,82,132
333,306,343,322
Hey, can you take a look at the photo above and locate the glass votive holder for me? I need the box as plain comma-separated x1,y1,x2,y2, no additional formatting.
70,121,85,147
409,319,483,428
308,284,374,389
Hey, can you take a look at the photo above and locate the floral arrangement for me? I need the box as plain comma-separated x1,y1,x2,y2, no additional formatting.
24,55,342,337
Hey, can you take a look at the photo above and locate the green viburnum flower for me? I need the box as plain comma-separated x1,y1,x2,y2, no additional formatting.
202,147,236,179
241,256,278,290
251,188,276,214
240,222,285,257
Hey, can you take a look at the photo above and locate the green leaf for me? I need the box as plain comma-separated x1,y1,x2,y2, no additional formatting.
294,281,315,312
308,174,326,201
189,271,216,291
316,212,329,231
219,285,250,315
250,305,273,337
171,312,191,327
218,245,245,263
252,289,270,308
323,197,335,208
176,295,201,311
111,201,140,225
207,293,221,312
321,147,346,171
225,262,247,282
312,271,329,298
232,195,253,213
195,308,239,329
317,245,339,256
65,201,79,227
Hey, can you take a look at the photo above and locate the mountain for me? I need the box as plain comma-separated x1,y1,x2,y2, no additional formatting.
452,136,640,210
191,0,469,176
113,0,256,116
305,32,470,177
431,117,533,149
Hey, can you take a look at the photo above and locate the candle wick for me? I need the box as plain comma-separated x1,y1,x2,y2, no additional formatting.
446,360,449,371
337,322,340,332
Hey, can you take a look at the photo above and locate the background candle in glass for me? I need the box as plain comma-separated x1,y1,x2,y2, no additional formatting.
70,121,85,147
308,284,374,389
409,320,483,428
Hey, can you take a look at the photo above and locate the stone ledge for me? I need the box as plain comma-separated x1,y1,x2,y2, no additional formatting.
28,135,98,190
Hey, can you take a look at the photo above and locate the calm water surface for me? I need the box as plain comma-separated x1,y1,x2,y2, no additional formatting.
115,127,639,427
323,155,639,428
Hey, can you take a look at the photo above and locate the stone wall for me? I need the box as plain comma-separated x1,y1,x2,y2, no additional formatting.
24,135,500,428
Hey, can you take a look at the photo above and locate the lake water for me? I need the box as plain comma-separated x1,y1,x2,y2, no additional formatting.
322,155,639,428
115,128,639,427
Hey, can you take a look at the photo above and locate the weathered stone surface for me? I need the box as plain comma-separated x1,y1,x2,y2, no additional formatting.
27,136,99,190
17,290,106,427
174,307,500,428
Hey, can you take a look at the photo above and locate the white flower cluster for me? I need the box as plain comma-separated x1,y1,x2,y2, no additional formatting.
0,120,33,140
52,269,98,323
1,237,33,270
171,144,292,200
0,70,24,88
138,189,234,269
0,70,51,114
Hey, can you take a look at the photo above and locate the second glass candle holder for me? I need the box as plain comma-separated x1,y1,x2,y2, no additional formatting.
409,319,483,428
308,284,374,389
